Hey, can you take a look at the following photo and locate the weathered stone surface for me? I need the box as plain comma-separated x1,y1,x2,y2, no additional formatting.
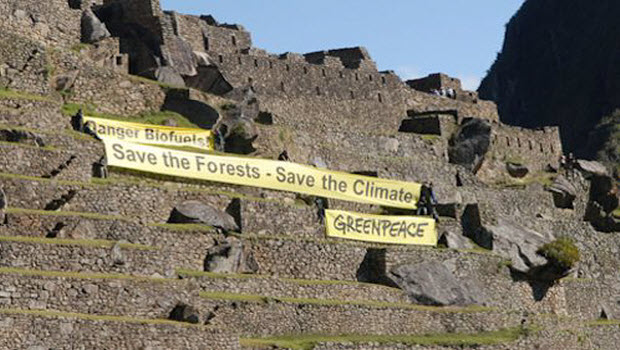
548,175,577,209
389,262,484,306
438,231,473,249
80,8,110,44
469,218,553,274
168,201,238,232
506,162,529,178
110,242,125,266
576,159,609,177
382,138,400,153
193,51,213,67
448,118,492,173
169,303,200,324
154,66,186,88
204,237,258,274
53,70,79,92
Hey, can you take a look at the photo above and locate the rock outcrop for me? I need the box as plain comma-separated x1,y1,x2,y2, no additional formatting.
168,201,239,232
448,119,491,173
390,262,485,306
479,0,620,163
81,8,111,44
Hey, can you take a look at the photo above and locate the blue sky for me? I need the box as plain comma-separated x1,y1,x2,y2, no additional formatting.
161,0,524,90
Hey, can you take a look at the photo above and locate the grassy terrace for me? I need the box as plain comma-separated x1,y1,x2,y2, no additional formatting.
0,88,54,103
0,308,203,328
0,170,305,208
5,205,494,257
178,269,405,293
0,234,156,251
0,267,169,282
199,291,494,313
241,327,530,349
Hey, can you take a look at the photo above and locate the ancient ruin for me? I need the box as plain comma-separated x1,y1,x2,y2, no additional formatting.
0,0,618,349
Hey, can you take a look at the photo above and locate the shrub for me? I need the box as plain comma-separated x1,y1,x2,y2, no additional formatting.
537,237,580,270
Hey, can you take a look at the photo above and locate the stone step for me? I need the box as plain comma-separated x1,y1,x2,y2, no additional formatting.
0,267,408,319
0,307,239,350
179,269,409,304
0,236,204,277
0,268,195,320
196,290,519,337
1,173,241,223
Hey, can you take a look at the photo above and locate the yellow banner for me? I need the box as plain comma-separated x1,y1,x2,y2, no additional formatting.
104,139,421,209
325,209,437,246
84,116,214,150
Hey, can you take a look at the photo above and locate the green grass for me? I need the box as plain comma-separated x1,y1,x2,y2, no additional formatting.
612,208,620,219
0,235,156,251
71,43,92,53
240,327,530,349
0,172,97,188
0,87,52,102
587,320,620,327
148,223,216,232
199,291,493,313
0,308,203,328
0,267,171,282
6,207,127,221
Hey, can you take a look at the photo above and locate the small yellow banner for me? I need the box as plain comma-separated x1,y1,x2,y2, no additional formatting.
103,139,421,209
84,116,214,150
325,209,437,246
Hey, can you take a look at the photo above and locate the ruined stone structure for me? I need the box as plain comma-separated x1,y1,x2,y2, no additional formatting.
0,0,619,349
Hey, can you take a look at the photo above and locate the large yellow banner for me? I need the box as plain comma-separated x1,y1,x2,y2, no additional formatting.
104,139,421,209
325,209,437,246
84,116,214,150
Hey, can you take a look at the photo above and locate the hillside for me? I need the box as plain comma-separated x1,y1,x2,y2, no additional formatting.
479,0,620,166
0,0,619,349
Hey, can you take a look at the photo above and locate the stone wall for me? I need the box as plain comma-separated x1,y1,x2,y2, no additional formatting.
199,297,519,337
174,14,252,54
0,32,49,95
0,0,83,48
50,49,167,116
488,123,563,172
0,311,239,349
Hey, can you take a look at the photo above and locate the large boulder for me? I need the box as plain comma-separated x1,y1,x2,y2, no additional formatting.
80,8,110,44
548,175,577,209
576,160,609,177
168,201,238,232
438,230,473,249
468,217,553,275
204,237,258,274
448,119,492,173
389,262,485,306
154,66,186,88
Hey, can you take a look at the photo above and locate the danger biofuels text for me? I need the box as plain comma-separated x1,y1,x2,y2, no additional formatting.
110,143,417,204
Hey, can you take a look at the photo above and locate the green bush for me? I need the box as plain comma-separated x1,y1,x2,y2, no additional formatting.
537,237,580,270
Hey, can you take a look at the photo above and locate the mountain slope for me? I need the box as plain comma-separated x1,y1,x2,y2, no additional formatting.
479,0,620,162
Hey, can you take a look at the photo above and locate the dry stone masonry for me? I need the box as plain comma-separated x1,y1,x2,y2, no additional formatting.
0,0,618,349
